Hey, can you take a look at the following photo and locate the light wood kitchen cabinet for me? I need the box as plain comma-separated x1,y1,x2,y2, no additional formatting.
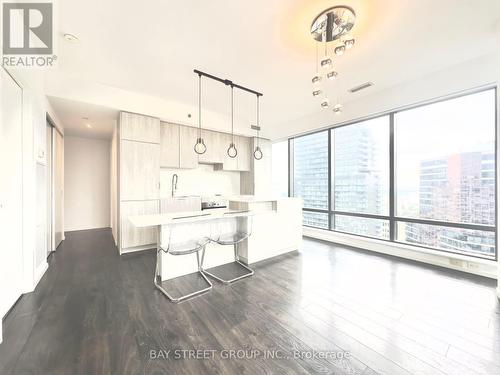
219,132,238,170
120,140,160,200
120,112,160,144
179,125,199,169
120,200,159,249
160,122,180,168
236,135,251,171
198,129,225,165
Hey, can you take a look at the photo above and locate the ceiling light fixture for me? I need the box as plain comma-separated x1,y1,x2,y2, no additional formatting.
310,5,356,110
194,73,207,154
334,45,345,56
82,117,92,128
326,70,338,80
227,85,238,158
64,33,79,43
312,89,322,97
252,96,263,160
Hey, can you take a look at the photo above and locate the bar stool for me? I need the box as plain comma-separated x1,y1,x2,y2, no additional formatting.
202,215,254,284
154,221,213,303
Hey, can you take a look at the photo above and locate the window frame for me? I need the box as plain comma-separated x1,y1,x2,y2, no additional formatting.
287,86,497,261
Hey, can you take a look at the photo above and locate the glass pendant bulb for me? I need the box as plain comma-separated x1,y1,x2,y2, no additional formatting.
312,89,322,97
334,45,345,56
194,74,207,155
312,74,322,85
327,70,338,80
253,95,263,161
194,137,206,154
321,98,329,108
333,103,343,114
253,146,263,160
227,142,238,158
344,37,355,49
320,56,332,69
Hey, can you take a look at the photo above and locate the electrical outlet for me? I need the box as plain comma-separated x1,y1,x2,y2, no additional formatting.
449,259,465,268
467,262,480,271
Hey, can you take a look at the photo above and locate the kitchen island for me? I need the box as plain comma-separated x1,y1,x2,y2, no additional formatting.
129,196,302,281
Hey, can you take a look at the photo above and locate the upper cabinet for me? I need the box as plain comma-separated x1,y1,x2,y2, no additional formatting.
179,125,199,169
120,112,160,144
198,129,225,165
236,136,251,172
160,122,180,168
158,122,255,172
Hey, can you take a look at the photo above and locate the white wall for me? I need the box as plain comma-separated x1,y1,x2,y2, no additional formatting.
64,136,111,231
271,51,500,140
160,164,240,198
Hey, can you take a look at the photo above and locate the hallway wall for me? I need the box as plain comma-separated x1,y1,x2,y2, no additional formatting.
64,136,111,231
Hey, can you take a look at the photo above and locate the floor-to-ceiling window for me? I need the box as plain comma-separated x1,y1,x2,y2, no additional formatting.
291,131,329,228
332,116,390,239
394,89,496,259
289,88,497,260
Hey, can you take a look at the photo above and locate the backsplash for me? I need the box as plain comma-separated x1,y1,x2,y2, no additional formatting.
160,164,240,198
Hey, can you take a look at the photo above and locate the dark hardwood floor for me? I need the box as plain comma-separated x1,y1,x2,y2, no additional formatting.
1,228,499,375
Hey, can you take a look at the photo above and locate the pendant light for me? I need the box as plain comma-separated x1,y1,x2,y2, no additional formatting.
253,95,263,160
194,73,207,154
227,85,238,158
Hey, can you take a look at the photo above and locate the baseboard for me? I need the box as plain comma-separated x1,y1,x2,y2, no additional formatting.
120,244,156,255
34,262,49,288
304,227,498,279
65,227,111,234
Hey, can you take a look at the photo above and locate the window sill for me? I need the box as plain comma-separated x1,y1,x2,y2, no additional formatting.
303,226,497,279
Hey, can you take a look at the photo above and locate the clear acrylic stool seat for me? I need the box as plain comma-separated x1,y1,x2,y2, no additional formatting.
202,216,254,284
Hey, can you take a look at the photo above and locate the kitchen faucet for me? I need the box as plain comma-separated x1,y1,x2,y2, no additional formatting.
171,174,178,197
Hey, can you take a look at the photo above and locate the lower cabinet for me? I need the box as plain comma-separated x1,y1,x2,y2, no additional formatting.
120,200,159,251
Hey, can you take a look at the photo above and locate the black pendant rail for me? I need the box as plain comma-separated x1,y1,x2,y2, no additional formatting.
193,69,263,97
193,69,264,160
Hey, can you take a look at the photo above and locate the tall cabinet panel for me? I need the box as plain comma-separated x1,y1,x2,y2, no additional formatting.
118,112,160,254
160,122,180,168
120,140,160,201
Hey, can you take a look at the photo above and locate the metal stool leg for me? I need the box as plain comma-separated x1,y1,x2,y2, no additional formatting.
154,246,212,303
202,243,254,284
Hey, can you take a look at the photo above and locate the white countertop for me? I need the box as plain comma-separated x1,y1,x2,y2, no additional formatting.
227,195,291,203
129,208,255,228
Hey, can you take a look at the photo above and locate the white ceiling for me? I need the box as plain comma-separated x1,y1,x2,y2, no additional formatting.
46,0,500,139
48,97,117,139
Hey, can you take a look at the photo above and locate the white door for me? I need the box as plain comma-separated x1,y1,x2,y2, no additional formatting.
54,130,64,248
0,68,24,317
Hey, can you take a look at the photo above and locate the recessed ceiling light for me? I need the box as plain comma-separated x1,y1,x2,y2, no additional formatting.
86,123,92,129
64,33,79,43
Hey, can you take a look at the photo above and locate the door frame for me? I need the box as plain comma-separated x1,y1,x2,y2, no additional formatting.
46,116,55,255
